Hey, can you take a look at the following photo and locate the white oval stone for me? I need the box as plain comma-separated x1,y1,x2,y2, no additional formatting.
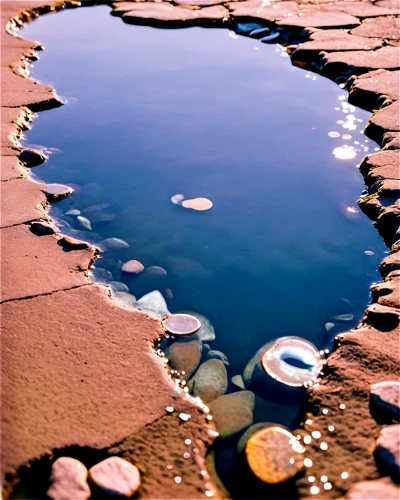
88,457,141,498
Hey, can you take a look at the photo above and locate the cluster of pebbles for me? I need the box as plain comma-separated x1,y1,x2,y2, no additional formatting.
47,456,141,499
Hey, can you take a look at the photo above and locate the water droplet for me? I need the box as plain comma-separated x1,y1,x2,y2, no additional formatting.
328,131,340,138
324,483,332,490
183,452,190,459
167,464,173,469
339,404,346,410
321,475,328,482
185,439,192,445
364,250,374,256
322,409,328,415
342,471,349,479
312,431,321,439
342,134,352,140
201,470,207,477
175,476,182,484
328,425,335,432
308,476,315,483
304,458,313,467
166,406,174,413
305,419,313,425
205,491,214,498
320,442,328,450
304,436,312,444
179,413,191,421
310,486,320,495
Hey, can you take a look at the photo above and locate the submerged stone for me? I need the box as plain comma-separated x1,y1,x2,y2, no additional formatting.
162,314,201,336
165,339,202,379
47,457,90,500
101,237,130,249
76,216,92,231
113,291,137,307
182,311,215,341
164,288,173,300
19,148,47,167
110,281,129,293
209,391,255,439
30,221,57,236
245,426,305,484
143,266,168,278
44,184,73,201
136,290,170,317
261,32,281,43
190,359,228,403
182,197,213,211
370,381,400,422
249,27,271,38
236,23,264,35
207,350,229,365
333,313,354,322
66,209,81,216
90,267,113,283
88,457,141,497
121,260,144,275
171,193,185,205
325,322,335,332
232,374,245,391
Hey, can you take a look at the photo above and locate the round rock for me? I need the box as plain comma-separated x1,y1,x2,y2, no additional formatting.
47,457,90,500
208,390,255,439
121,260,144,275
142,266,168,278
113,291,137,307
162,314,201,336
190,359,228,403
88,457,141,497
44,184,73,201
182,311,215,341
110,281,129,293
19,148,47,167
135,290,170,317
370,381,400,422
245,426,305,484
375,424,400,479
165,339,202,379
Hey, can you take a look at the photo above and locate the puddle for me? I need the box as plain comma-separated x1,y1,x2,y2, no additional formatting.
20,5,386,496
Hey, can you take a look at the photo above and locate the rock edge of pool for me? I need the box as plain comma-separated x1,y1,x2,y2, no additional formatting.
1,1,399,499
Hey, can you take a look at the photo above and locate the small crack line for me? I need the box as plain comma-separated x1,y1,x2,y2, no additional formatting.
0,283,91,305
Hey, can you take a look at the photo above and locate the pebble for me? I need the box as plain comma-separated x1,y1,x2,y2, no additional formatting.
66,209,81,216
232,374,246,391
121,260,144,275
325,322,335,332
162,314,201,336
88,457,141,497
235,23,264,34
375,425,400,478
76,216,92,231
47,457,90,500
245,426,305,484
370,381,400,421
101,237,129,249
44,184,73,201
113,291,137,307
171,194,185,205
30,221,57,236
164,288,173,300
136,291,170,317
142,266,168,278
19,148,47,167
346,477,400,499
110,281,129,293
333,313,354,322
261,32,280,43
190,359,228,403
207,350,229,365
165,339,202,379
182,198,213,211
59,236,92,251
365,250,375,256
208,391,255,439
183,312,215,341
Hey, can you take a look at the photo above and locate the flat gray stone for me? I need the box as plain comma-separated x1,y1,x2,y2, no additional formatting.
47,457,90,500
112,291,137,307
136,290,170,317
375,424,400,478
370,381,400,421
88,457,141,497
207,350,229,365
190,359,228,403
208,390,255,439
44,184,73,201
110,281,129,293
100,237,130,249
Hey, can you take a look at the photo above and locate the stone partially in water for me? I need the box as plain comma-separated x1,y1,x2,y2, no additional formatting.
162,314,201,336
165,339,202,379
182,197,213,211
235,23,264,35
370,381,400,422
182,311,215,341
136,290,170,317
260,337,323,388
207,350,229,365
90,267,113,283
121,260,144,275
47,457,90,500
245,426,305,484
208,390,255,439
190,359,228,403
88,457,141,497
30,221,57,236
333,313,354,322
19,148,47,167
100,237,130,250
76,216,92,231
110,281,129,293
44,184,73,201
346,477,400,499
171,193,184,205
113,291,137,307
374,425,400,479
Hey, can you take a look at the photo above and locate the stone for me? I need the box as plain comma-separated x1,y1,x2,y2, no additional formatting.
366,102,400,143
382,132,400,151
142,265,168,278
30,220,57,236
101,237,130,249
364,303,400,331
333,313,354,322
122,3,200,24
381,252,400,277
175,0,223,6
182,197,213,211
88,457,141,497
207,350,229,365
182,311,215,341
110,281,129,293
76,216,92,231
245,426,305,484
59,236,93,251
19,148,47,167
374,425,400,478
164,288,173,300
113,291,137,307
44,184,73,201
165,339,202,379
232,374,245,391
136,290,170,317
47,457,90,500
208,391,255,439
371,279,400,308
277,11,360,29
346,477,400,499
350,16,400,39
90,267,113,283
162,314,201,336
243,355,257,388
190,359,228,403
349,70,400,112
66,209,81,216
325,322,335,332
171,194,184,205
121,260,144,275
370,381,400,422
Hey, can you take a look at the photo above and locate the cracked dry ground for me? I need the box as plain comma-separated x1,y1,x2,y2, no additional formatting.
1,0,399,498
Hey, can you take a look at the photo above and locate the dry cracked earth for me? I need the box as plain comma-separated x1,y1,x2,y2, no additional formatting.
1,0,399,498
